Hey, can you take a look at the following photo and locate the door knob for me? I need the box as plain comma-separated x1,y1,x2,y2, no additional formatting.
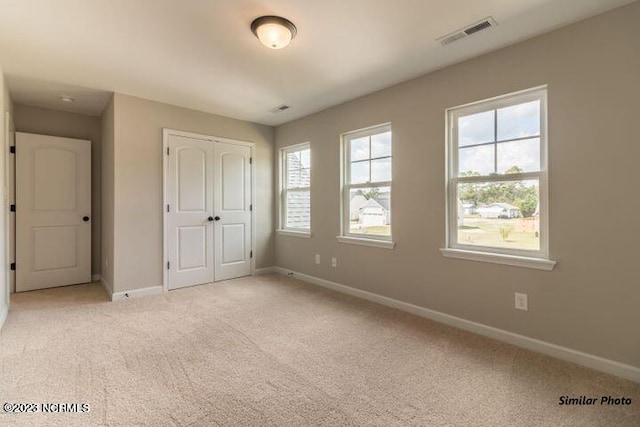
82,216,90,222
214,216,221,221
208,216,214,221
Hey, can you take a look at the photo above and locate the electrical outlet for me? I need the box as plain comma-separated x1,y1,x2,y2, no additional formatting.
331,257,337,268
515,293,528,311
315,254,321,265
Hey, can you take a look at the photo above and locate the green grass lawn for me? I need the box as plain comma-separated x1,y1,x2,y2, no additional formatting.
458,217,539,250
349,223,391,237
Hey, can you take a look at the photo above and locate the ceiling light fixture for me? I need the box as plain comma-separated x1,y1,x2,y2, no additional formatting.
251,15,297,49
60,95,75,103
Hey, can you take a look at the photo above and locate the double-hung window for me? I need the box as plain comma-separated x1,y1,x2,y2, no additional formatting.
339,124,394,249
279,143,311,237
443,86,555,270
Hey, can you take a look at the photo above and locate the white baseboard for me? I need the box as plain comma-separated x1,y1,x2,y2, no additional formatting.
100,277,113,300
253,266,276,275
274,267,640,383
91,274,101,282
111,285,163,302
0,304,8,332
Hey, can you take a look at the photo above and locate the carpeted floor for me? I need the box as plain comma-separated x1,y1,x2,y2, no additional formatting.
0,274,638,426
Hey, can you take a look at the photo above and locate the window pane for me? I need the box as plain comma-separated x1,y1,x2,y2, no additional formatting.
371,158,391,182
287,168,301,188
299,167,310,187
350,160,370,184
497,100,540,141
350,136,370,161
497,138,540,174
287,151,304,172
458,110,494,147
286,190,310,229
299,148,310,168
456,179,540,251
458,144,494,176
371,131,391,158
349,186,391,237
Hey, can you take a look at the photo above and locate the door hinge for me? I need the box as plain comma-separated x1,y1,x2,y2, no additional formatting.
166,204,170,213
250,251,253,258
10,204,15,212
167,261,170,270
166,147,170,155
10,262,15,271
9,146,15,154
249,157,252,165
250,204,253,211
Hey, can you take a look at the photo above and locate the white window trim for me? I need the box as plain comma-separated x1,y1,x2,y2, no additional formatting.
443,86,555,270
279,142,311,236
339,123,395,248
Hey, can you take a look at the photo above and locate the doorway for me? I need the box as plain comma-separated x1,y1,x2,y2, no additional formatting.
15,132,92,291
163,129,254,290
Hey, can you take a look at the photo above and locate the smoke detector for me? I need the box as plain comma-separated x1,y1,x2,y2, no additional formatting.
269,104,290,113
437,17,497,46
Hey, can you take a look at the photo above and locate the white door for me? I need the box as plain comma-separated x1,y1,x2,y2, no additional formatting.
214,142,252,281
166,134,214,290
16,133,91,292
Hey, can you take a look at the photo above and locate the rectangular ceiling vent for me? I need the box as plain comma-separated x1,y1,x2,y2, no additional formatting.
269,104,290,113
437,17,497,46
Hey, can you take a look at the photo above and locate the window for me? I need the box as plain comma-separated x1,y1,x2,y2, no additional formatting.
339,124,394,248
443,87,555,270
279,143,311,237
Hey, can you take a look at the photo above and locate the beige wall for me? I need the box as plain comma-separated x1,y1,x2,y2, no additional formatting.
101,96,115,291
275,3,640,367
13,104,102,277
111,94,274,293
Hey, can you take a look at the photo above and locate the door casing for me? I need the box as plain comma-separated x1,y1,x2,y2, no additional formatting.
162,128,255,292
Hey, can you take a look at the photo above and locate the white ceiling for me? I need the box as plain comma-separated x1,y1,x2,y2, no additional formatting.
0,0,633,124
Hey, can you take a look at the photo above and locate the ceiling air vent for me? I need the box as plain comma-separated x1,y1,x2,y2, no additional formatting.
269,104,290,113
437,17,497,46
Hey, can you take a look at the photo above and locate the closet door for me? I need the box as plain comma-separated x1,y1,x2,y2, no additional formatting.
165,133,214,290
213,141,252,281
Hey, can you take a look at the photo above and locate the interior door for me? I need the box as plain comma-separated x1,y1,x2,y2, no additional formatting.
166,134,214,290
16,132,91,292
214,141,252,281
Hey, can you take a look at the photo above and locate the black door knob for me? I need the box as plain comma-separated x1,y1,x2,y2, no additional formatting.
208,216,214,221
82,216,90,222
214,216,221,221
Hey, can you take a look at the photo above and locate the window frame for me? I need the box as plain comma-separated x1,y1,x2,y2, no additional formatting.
339,123,394,247
444,86,554,267
278,142,311,237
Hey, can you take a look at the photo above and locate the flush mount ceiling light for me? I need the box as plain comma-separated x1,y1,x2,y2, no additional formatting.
250,15,297,49
60,95,75,103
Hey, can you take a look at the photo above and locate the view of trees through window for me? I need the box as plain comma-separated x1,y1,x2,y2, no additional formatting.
454,96,544,251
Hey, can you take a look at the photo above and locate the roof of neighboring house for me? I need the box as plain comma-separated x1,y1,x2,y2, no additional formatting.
359,198,385,211
350,194,368,212
478,202,520,211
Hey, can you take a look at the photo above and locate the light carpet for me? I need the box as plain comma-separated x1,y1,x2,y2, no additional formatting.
0,274,638,426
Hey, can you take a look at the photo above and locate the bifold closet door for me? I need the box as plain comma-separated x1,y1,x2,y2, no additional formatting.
16,132,92,292
165,134,215,290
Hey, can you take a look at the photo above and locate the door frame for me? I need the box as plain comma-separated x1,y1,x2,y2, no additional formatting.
162,128,256,292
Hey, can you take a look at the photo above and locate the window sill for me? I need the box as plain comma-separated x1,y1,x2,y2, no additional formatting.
337,236,396,250
439,248,556,271
276,229,312,239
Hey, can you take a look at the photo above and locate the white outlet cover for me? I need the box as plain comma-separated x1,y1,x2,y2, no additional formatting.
315,254,320,265
515,292,528,311
331,257,337,268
